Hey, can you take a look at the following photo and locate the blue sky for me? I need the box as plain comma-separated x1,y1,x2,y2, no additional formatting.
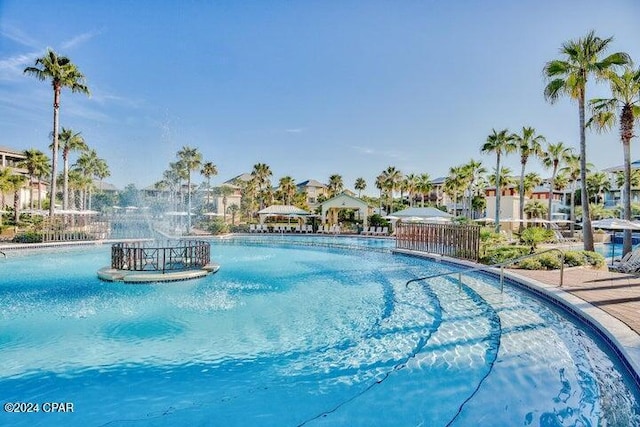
1,1,639,195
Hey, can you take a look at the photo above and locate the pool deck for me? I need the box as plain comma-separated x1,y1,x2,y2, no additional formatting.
507,266,640,335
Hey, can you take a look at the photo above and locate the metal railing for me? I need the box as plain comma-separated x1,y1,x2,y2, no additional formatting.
405,248,565,292
111,240,210,273
0,251,5,258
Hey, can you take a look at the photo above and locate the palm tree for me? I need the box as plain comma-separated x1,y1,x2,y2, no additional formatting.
219,185,234,221
176,146,202,234
375,174,385,213
586,171,611,204
462,159,486,218
541,142,571,225
558,152,586,236
278,176,297,205
513,127,545,229
522,172,543,198
0,168,11,212
354,177,366,198
481,128,516,232
327,174,344,197
200,161,218,209
24,49,90,216
381,166,402,214
524,200,548,219
54,127,88,210
543,31,630,250
588,65,640,256
403,174,419,207
19,149,49,210
7,173,27,224
251,163,272,210
488,167,515,193
228,204,239,225
416,173,432,207
445,166,466,216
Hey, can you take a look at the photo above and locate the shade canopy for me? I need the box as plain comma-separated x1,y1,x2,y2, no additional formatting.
591,218,640,231
390,207,453,219
258,205,310,216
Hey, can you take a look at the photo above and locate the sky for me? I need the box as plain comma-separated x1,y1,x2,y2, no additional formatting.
1,1,639,195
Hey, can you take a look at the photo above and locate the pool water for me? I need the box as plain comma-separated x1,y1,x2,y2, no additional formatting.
0,238,639,426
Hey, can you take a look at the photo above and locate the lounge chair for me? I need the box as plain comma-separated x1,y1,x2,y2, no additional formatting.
249,224,257,233
610,248,640,272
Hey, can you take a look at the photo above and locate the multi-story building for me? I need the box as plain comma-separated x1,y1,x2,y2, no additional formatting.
296,179,328,208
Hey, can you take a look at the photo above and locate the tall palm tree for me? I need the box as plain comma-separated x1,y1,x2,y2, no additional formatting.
402,174,419,207
462,159,486,218
177,146,202,234
200,161,218,209
481,128,516,232
278,176,297,205
0,168,11,212
586,171,611,204
251,163,272,210
327,174,344,197
541,142,571,225
375,174,385,213
19,149,49,210
416,173,432,207
219,185,234,221
588,65,640,256
543,31,630,250
513,127,545,229
7,173,27,224
54,127,88,209
381,166,402,214
354,177,366,198
24,49,90,216
522,172,543,198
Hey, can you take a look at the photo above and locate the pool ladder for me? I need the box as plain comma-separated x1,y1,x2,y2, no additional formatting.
406,247,565,292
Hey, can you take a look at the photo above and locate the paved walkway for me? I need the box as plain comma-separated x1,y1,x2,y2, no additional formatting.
507,266,640,335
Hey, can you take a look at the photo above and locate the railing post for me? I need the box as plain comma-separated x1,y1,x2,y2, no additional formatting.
559,252,564,287
500,265,504,293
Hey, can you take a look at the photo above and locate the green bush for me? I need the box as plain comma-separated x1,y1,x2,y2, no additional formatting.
563,250,587,267
207,219,230,235
582,250,605,268
517,257,543,270
536,253,562,269
12,231,43,243
518,227,554,251
480,245,530,264
229,224,249,233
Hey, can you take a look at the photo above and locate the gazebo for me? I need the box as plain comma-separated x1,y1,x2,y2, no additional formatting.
257,205,311,224
387,207,454,222
318,192,370,227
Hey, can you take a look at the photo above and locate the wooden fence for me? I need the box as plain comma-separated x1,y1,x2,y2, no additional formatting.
395,222,481,261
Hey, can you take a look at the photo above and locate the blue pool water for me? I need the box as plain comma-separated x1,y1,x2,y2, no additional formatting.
0,237,639,426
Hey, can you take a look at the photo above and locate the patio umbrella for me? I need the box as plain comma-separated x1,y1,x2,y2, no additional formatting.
591,218,640,263
473,217,495,223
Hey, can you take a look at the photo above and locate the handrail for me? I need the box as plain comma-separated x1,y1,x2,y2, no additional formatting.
405,247,565,292
0,251,5,258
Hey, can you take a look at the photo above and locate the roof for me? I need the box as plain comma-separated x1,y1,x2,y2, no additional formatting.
93,180,118,191
297,179,326,188
604,160,640,173
319,191,369,207
258,205,310,215
430,177,446,185
224,173,252,184
0,146,26,157
390,207,453,218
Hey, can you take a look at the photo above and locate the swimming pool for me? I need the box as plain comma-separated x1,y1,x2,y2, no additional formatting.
1,237,639,426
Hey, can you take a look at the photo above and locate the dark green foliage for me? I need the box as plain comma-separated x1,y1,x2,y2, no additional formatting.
480,245,530,264
518,227,554,251
12,231,43,243
207,218,229,235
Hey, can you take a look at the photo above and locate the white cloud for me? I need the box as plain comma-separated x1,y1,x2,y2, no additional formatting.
1,25,40,48
284,128,305,133
61,29,102,50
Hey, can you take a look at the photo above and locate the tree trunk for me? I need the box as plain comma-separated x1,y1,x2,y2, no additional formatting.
622,133,633,256
579,90,594,251
63,152,69,210
37,177,42,210
495,154,501,233
519,160,526,231
547,165,556,229
49,87,61,217
186,174,192,234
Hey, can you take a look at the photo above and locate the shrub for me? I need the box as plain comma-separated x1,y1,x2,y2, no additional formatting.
207,219,229,235
519,227,554,251
562,250,587,267
12,231,43,243
480,245,530,265
582,250,605,268
517,258,543,270
229,224,249,233
536,253,562,269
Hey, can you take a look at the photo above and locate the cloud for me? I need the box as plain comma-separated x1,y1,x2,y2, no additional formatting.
61,29,102,50
284,128,306,133
0,51,41,81
1,26,40,48
351,145,404,160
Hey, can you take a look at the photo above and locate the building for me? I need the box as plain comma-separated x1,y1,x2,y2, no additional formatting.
0,145,45,210
296,179,328,208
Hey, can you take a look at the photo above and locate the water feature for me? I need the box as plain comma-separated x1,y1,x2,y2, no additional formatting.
0,238,638,426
